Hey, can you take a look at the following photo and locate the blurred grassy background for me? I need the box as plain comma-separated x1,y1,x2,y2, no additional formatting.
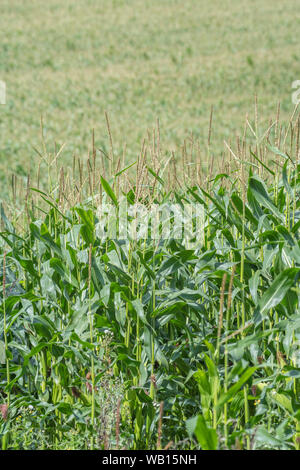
0,0,299,196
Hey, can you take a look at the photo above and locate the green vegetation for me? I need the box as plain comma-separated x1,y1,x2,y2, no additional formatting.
0,113,299,449
1,0,300,197
1,0,300,452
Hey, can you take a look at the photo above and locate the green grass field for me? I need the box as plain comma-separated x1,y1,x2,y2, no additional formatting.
1,0,300,196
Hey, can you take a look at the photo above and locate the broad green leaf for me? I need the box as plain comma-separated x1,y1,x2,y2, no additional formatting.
100,176,118,207
186,415,218,450
258,268,300,315
217,367,257,408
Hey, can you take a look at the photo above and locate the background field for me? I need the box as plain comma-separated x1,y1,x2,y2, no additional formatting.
0,0,299,193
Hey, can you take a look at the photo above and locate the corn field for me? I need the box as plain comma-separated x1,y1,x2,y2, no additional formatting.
0,110,300,450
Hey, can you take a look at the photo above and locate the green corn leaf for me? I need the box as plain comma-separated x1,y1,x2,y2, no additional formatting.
186,414,218,450
258,268,300,315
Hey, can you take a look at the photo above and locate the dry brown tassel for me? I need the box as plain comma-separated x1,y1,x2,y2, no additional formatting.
0,404,8,421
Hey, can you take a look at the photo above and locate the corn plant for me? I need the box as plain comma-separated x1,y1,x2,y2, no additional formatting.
0,112,300,450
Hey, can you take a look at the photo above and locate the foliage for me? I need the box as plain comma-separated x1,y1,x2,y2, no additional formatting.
0,139,299,449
